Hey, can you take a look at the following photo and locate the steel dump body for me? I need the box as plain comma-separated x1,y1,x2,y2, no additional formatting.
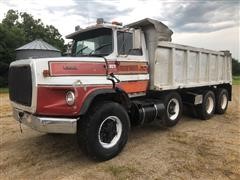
128,18,232,91
152,41,232,90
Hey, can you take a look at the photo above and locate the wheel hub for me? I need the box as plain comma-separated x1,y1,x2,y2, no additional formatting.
100,120,117,143
168,101,176,115
98,116,122,149
167,98,180,120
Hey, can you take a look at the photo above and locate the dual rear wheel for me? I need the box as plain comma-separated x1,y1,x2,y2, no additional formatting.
160,88,229,124
196,88,228,120
216,88,229,114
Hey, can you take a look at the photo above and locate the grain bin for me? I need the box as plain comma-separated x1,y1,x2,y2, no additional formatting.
16,39,61,60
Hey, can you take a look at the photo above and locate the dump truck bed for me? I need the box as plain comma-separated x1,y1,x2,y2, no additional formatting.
152,41,232,91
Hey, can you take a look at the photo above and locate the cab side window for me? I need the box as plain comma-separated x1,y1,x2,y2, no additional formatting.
117,32,133,55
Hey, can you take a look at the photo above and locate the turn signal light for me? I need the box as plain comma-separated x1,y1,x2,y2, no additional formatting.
43,70,50,77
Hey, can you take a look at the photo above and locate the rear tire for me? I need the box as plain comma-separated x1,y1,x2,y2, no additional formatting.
196,90,215,120
161,92,183,127
77,101,130,161
215,88,228,114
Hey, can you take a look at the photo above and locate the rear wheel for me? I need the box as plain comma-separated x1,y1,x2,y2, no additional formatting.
161,92,183,127
77,101,130,161
215,88,229,114
196,90,216,120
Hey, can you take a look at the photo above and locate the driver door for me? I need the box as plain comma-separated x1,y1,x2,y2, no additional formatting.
116,31,149,95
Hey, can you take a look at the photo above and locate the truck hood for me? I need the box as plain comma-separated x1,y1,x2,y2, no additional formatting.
10,56,111,86
10,56,107,66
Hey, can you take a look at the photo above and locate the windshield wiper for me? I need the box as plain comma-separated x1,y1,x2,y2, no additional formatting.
88,43,112,55
74,46,88,56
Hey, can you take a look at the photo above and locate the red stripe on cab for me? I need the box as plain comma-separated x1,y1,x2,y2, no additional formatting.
49,61,148,76
49,61,107,76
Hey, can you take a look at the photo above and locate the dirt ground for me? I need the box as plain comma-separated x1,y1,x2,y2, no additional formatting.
0,86,240,180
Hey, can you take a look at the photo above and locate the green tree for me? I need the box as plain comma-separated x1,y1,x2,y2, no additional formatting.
17,12,64,50
2,9,19,27
0,9,65,87
232,58,240,76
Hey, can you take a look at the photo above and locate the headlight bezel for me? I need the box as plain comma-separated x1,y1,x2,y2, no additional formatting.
65,91,75,106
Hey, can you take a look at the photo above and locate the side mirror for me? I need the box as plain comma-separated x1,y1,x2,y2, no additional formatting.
133,29,142,49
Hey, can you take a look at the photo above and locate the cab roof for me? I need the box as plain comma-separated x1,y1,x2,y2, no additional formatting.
66,23,123,39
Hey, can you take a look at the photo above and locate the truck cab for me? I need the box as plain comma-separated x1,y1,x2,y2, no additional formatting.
66,20,150,95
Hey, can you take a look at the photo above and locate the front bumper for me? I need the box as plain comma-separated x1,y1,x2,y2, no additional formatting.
13,108,77,134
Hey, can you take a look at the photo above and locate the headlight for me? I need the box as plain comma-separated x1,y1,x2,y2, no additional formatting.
66,91,75,106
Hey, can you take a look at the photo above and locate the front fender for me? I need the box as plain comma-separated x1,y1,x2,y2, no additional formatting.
79,88,130,115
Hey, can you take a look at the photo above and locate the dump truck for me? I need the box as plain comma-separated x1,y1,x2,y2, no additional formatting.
9,18,232,161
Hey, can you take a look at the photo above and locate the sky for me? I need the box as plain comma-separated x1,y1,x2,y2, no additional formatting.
0,0,239,59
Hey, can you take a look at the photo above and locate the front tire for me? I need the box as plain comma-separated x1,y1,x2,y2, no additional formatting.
77,101,130,161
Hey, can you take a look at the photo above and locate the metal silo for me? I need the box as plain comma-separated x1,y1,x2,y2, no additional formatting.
16,39,61,60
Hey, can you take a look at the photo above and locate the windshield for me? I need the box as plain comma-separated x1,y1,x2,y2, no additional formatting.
72,28,113,56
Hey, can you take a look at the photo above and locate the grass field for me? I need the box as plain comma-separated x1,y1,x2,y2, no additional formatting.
233,76,240,85
0,88,9,94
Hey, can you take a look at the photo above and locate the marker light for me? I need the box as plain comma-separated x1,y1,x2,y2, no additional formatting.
66,91,75,106
96,18,104,24
112,21,122,26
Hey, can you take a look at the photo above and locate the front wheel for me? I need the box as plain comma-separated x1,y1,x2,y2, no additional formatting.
77,101,130,161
